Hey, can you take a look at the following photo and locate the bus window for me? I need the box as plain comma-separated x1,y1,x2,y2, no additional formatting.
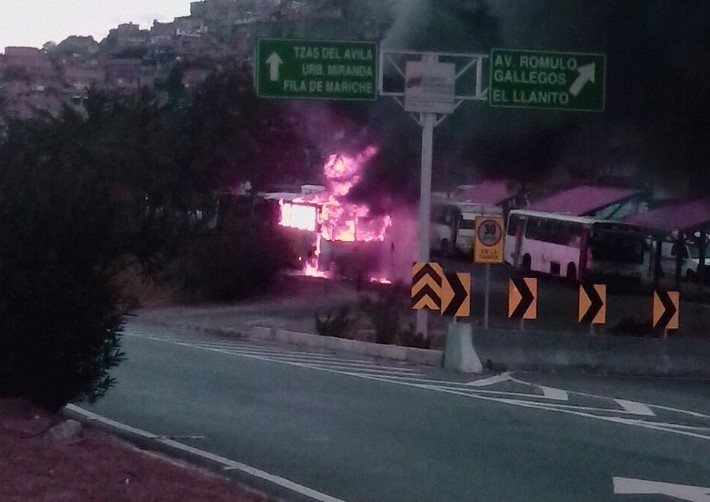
507,214,520,236
459,216,475,229
590,232,645,264
525,217,541,240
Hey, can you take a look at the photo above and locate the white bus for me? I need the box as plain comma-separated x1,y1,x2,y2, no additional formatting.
505,209,649,281
431,200,503,257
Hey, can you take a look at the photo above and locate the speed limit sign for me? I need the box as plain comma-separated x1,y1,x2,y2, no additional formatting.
474,216,505,264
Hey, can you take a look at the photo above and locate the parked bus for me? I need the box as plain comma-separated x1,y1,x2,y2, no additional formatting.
430,199,503,257
505,209,649,281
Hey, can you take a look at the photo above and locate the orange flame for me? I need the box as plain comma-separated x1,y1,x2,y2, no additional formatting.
278,147,392,279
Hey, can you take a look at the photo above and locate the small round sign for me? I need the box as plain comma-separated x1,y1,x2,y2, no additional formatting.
477,219,503,247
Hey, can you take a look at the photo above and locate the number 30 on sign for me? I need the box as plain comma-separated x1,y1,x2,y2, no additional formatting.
474,216,505,264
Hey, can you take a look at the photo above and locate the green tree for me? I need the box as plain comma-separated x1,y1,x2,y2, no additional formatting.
185,65,316,190
0,90,212,410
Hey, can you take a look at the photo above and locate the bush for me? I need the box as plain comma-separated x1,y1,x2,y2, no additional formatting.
358,291,402,345
165,220,294,302
315,306,353,338
0,129,127,410
397,323,431,349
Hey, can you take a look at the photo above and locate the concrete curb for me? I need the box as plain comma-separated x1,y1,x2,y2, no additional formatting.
139,316,710,377
62,404,343,502
141,318,444,367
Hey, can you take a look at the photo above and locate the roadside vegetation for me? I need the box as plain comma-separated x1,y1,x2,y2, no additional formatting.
0,66,311,410
315,289,434,348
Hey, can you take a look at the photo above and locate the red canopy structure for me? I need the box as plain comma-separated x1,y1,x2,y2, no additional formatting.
529,185,638,217
624,197,710,233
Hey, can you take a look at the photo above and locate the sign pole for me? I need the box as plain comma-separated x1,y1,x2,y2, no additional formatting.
415,109,435,338
484,263,491,329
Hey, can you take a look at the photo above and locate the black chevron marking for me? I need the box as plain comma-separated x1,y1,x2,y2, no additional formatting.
412,263,443,286
412,284,441,309
580,283,604,324
511,277,534,319
655,290,677,329
442,273,467,316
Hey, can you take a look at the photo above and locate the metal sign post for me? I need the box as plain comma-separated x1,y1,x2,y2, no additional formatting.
379,50,487,338
474,216,505,330
416,102,436,336
484,263,491,329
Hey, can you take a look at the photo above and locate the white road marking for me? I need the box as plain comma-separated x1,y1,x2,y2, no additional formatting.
466,372,511,386
207,349,421,373
510,375,569,401
613,476,710,501
66,405,347,502
128,330,710,441
173,343,423,376
649,404,710,419
418,385,662,416
538,386,569,401
614,399,656,417
143,336,375,363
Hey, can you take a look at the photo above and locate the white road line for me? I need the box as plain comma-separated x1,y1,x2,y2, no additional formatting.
352,374,710,441
466,372,511,386
184,347,420,379
66,405,347,502
648,404,710,419
614,399,656,417
172,341,363,358
417,384,575,402
305,365,424,376
509,376,569,401
253,358,421,374
134,335,710,441
174,344,421,375
197,348,419,373
613,476,710,500
417,385,657,416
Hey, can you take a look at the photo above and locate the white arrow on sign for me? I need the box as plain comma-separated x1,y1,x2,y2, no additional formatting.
265,51,284,82
613,476,710,501
569,62,596,96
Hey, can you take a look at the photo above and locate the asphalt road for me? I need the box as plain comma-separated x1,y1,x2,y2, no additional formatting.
83,322,710,502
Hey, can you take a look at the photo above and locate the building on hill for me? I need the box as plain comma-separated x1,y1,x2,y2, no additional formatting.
175,16,209,37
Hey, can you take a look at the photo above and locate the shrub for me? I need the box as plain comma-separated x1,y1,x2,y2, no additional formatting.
397,322,431,349
0,131,126,410
358,291,402,345
165,220,294,302
315,306,353,338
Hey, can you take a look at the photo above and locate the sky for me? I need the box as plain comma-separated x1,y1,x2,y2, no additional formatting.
0,0,191,51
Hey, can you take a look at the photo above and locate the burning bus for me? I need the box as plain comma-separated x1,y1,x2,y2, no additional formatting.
273,147,401,284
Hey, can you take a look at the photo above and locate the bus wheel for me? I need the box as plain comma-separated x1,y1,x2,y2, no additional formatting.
566,263,577,281
440,239,450,257
521,254,531,272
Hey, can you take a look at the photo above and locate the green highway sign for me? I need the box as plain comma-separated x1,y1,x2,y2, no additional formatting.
255,38,378,101
489,49,606,112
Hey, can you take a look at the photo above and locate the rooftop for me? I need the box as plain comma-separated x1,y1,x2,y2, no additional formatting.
528,185,638,216
451,180,519,205
624,197,710,233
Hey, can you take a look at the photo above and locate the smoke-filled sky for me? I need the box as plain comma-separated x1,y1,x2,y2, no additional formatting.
0,0,189,51
360,0,710,197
